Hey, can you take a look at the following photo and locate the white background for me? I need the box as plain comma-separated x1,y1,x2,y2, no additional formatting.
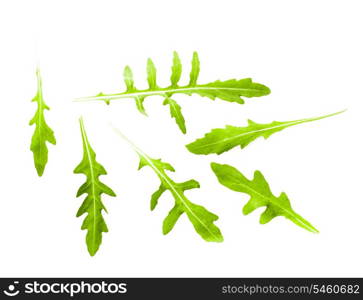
0,0,362,277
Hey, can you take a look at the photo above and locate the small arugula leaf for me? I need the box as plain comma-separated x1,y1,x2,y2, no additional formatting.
76,52,270,133
163,98,186,133
187,110,345,155
29,68,56,176
74,117,116,256
113,128,223,242
211,162,318,233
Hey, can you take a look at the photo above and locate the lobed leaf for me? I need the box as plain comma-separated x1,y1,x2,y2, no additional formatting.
74,117,116,256
211,162,318,233
113,128,223,242
29,69,56,176
187,110,345,155
76,52,270,134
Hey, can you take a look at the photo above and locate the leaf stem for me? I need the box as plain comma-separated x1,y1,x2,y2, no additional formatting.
291,109,347,125
111,125,223,242
74,85,266,103
110,124,148,159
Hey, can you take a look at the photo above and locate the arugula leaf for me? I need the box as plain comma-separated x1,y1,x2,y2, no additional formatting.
211,162,318,233
74,117,116,256
29,69,56,176
76,51,270,133
187,110,345,155
113,127,223,242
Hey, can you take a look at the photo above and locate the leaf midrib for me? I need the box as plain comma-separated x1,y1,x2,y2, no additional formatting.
139,151,219,240
75,85,264,102
111,128,220,241
34,78,46,168
80,121,98,250
190,110,345,152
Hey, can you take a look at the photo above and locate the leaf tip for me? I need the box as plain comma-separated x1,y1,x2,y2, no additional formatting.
305,223,319,234
162,224,172,235
264,85,271,95
124,65,132,72
242,205,251,216
36,167,44,177
87,247,98,257
210,162,221,172
140,110,148,117
147,57,154,66
33,160,45,177
216,235,224,243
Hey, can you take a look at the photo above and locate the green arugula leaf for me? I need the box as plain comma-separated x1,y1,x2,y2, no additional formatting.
211,162,318,233
74,117,116,256
187,110,345,155
29,69,56,176
76,51,270,133
113,128,223,242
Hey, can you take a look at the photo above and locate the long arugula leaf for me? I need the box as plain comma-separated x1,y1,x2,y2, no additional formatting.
29,69,56,176
113,127,223,242
76,52,270,133
187,110,345,155
211,162,318,233
74,117,116,256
